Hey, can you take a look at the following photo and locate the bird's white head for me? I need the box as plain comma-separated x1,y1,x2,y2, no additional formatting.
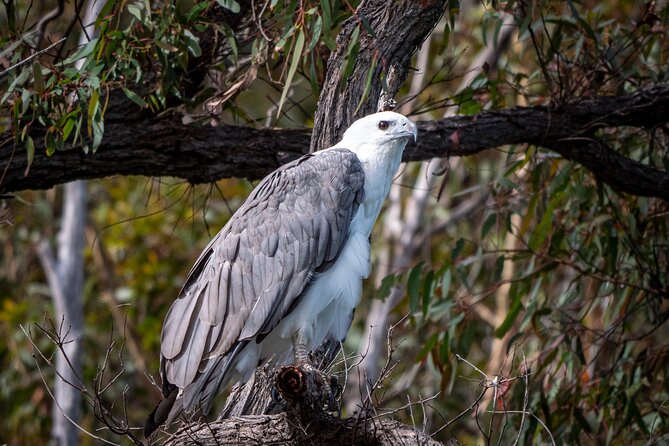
334,111,417,160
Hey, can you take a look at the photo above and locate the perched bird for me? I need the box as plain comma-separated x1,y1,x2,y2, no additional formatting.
145,111,417,436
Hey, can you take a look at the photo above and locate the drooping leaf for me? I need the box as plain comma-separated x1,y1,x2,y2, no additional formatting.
24,136,34,176
277,29,305,117
407,263,424,313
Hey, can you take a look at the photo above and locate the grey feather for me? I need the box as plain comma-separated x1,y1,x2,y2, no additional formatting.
158,148,365,418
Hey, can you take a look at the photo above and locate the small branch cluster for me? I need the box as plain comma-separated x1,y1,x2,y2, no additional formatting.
22,314,147,446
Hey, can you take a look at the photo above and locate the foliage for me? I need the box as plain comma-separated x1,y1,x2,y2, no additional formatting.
1,0,669,445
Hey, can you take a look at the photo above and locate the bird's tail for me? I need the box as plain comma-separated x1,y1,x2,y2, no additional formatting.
144,341,247,437
144,383,178,437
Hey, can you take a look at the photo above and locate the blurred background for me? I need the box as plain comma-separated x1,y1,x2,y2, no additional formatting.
1,0,668,444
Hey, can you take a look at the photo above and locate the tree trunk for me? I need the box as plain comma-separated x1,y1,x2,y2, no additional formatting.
34,2,102,443
310,0,449,151
37,180,87,446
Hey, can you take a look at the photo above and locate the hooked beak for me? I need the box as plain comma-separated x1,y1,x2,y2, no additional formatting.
397,118,418,142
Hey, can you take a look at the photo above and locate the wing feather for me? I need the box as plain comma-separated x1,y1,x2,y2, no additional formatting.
159,148,365,412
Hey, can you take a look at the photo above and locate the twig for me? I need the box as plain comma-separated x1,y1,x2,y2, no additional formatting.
648,396,669,443
511,353,530,446
431,386,488,436
376,393,440,419
0,37,66,78
20,324,123,446
502,411,556,446
455,353,489,379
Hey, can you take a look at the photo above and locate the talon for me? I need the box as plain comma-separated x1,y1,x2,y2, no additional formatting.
324,373,342,413
271,386,283,405
330,374,341,399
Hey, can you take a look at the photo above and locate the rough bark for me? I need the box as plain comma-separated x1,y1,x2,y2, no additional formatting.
309,0,448,151
153,358,443,446
162,413,441,446
2,84,668,200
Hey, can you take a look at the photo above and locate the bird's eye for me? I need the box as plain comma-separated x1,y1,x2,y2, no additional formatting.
377,120,389,130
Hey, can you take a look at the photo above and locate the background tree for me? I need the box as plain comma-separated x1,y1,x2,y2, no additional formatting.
1,0,668,445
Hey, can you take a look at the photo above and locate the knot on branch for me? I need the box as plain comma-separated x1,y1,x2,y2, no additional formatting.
275,363,340,420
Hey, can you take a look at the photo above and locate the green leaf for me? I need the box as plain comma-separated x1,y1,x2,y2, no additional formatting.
45,127,63,154
422,269,435,319
0,39,23,60
127,4,143,22
407,263,423,313
307,15,323,52
494,290,522,338
155,40,179,53
528,190,565,252
87,90,104,152
339,26,360,90
359,15,376,37
62,117,76,141
1,68,31,104
481,212,497,238
24,136,34,176
493,255,505,282
451,238,464,261
32,62,44,94
72,115,84,147
277,30,305,117
321,0,332,33
416,332,439,361
216,24,238,60
183,29,202,57
319,0,336,50
440,267,451,298
122,87,147,107
62,38,98,66
215,0,240,13
20,88,31,116
186,2,210,22
377,274,396,301
87,90,99,138
92,117,104,152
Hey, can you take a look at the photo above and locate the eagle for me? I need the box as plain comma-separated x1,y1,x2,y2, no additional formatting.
145,111,417,435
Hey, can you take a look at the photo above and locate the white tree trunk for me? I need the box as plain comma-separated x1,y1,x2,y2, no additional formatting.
38,181,87,446
36,2,103,444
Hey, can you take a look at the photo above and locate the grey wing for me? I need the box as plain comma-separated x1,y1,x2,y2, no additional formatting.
158,148,365,394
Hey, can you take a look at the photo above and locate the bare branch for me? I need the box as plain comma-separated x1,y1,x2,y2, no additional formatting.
0,37,66,78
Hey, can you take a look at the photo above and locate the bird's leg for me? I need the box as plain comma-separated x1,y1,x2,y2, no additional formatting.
276,333,340,414
291,332,310,365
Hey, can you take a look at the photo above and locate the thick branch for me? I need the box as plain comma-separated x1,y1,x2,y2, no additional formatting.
1,84,669,200
162,413,441,446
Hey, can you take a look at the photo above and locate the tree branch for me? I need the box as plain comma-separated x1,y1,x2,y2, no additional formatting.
2,84,668,200
162,412,442,446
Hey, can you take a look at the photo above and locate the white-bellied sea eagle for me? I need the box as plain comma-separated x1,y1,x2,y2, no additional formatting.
144,111,417,436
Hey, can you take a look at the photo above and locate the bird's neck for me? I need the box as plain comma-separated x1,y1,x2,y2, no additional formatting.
348,140,406,236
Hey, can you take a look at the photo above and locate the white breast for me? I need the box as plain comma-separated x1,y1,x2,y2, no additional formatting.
234,144,405,378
